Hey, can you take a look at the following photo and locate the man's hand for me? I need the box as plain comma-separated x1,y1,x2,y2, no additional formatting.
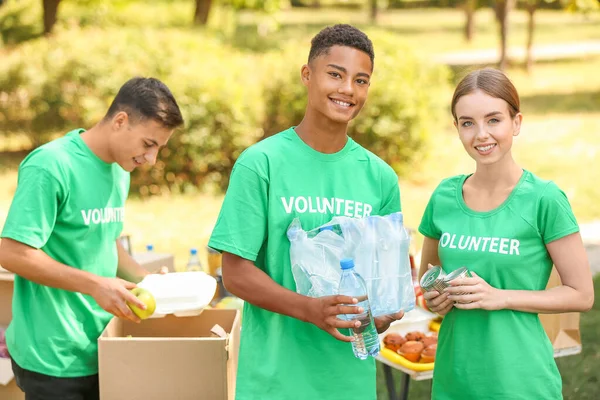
374,311,405,334
304,295,364,342
90,277,146,323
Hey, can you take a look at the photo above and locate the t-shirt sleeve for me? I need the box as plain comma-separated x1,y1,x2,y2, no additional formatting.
418,189,441,240
537,182,579,244
1,166,64,249
379,167,402,215
208,161,268,262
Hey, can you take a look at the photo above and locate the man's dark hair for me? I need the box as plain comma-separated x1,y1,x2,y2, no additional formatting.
308,24,374,67
105,77,184,129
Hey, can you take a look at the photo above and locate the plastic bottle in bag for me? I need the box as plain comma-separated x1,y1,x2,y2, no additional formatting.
390,213,415,312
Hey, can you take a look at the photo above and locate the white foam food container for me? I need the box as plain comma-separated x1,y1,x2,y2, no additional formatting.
137,271,217,318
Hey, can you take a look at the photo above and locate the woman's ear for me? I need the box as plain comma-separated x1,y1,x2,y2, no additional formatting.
513,113,523,137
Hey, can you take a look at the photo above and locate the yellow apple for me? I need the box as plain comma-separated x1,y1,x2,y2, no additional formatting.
127,287,156,320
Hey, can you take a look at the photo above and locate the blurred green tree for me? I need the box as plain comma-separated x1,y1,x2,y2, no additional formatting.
0,0,41,45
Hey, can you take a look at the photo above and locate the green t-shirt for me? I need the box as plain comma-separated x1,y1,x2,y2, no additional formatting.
419,170,579,400
1,129,130,377
209,127,401,400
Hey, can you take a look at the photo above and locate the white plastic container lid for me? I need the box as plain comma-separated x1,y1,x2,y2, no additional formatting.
137,271,217,318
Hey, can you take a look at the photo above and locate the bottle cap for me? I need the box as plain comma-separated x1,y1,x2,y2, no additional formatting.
146,244,154,251
190,248,198,255
340,258,355,270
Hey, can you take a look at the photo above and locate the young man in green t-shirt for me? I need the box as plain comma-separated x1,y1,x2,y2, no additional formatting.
209,25,404,400
0,77,184,400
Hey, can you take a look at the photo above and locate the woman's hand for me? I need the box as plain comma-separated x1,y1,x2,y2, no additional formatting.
423,290,453,315
446,272,507,311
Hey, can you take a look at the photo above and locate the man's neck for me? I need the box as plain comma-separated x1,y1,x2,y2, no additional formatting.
294,109,349,154
80,123,114,163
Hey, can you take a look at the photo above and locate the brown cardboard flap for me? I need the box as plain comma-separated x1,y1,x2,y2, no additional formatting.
0,273,22,398
540,267,582,352
0,275,14,326
112,309,237,338
0,379,23,400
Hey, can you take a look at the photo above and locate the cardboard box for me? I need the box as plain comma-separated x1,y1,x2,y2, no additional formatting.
540,266,582,357
0,272,25,400
98,309,240,400
133,252,175,273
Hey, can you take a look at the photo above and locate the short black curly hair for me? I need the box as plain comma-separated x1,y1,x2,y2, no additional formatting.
308,24,374,68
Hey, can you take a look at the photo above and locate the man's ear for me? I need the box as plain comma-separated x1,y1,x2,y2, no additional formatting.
112,111,129,131
301,64,311,87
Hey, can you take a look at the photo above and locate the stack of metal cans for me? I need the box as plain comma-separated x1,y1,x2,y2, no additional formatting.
420,266,471,293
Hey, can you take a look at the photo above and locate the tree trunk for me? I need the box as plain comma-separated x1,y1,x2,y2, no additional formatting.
194,0,212,26
494,0,513,70
526,4,536,73
464,0,476,43
43,0,61,35
370,0,378,24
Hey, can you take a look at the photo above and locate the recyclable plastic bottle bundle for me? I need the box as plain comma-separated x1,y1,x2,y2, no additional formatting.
338,258,380,360
287,212,415,317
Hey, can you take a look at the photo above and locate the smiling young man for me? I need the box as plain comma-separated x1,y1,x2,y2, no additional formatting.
208,25,404,400
0,77,183,400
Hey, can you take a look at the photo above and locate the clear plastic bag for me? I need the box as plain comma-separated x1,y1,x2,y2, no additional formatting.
287,212,415,317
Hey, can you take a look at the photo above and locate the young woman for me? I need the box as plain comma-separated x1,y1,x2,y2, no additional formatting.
418,68,594,400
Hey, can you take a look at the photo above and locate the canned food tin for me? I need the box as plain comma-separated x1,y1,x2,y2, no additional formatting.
443,267,471,283
419,266,448,293
443,267,472,295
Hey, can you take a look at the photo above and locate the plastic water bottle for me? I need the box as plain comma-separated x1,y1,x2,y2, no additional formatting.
186,248,202,272
338,258,380,360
